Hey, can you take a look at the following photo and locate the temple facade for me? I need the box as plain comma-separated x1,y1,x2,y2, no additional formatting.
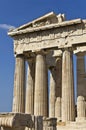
0,12,86,130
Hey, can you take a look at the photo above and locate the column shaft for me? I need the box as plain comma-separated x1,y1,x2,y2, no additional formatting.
62,50,75,122
55,97,62,121
56,57,62,98
49,67,56,117
12,56,25,113
34,54,48,117
77,56,86,99
25,60,35,114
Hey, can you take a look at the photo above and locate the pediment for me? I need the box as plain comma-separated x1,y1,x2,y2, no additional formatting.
14,12,65,31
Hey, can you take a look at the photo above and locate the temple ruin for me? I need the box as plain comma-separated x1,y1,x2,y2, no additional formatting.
0,12,86,130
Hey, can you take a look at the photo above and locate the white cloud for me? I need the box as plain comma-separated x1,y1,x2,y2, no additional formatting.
0,24,15,30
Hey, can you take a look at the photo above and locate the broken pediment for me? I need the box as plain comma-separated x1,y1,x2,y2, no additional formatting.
13,12,65,31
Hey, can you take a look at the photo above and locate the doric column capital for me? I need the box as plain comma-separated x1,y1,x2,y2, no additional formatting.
62,47,73,52
33,49,49,56
15,53,25,58
52,50,62,66
53,50,62,58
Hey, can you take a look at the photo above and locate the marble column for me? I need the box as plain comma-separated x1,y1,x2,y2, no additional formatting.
52,51,62,120
76,96,86,121
62,50,75,122
49,67,56,117
25,59,35,114
55,97,62,121
55,57,62,98
77,55,86,100
12,55,25,113
34,53,48,117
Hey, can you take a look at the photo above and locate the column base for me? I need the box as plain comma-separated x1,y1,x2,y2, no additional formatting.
76,117,86,122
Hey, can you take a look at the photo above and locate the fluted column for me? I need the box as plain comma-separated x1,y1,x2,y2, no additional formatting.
76,96,86,121
49,67,56,117
12,55,25,113
77,55,86,100
34,52,48,117
55,97,62,121
25,59,35,114
62,50,75,122
52,50,62,120
55,57,62,98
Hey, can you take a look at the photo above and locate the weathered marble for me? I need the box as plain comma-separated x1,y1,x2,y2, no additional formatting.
43,117,57,130
77,56,86,100
34,53,48,117
12,56,25,113
76,96,86,122
49,67,56,117
55,97,62,122
8,17,86,55
25,59,35,114
55,57,62,98
62,50,75,122
7,12,86,130
0,113,33,128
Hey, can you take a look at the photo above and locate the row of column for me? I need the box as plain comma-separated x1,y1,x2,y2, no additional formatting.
49,50,75,121
12,49,84,122
12,53,48,117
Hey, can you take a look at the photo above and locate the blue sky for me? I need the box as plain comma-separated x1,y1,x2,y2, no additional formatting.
0,0,86,112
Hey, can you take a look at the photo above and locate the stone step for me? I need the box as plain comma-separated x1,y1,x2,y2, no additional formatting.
57,126,86,130
57,121,86,130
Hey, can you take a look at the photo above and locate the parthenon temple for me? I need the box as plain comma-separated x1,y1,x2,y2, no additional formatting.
0,12,86,130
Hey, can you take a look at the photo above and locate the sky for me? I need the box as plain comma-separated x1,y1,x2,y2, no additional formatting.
0,0,86,112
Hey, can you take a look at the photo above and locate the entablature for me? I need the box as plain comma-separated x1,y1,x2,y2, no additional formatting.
8,12,86,56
